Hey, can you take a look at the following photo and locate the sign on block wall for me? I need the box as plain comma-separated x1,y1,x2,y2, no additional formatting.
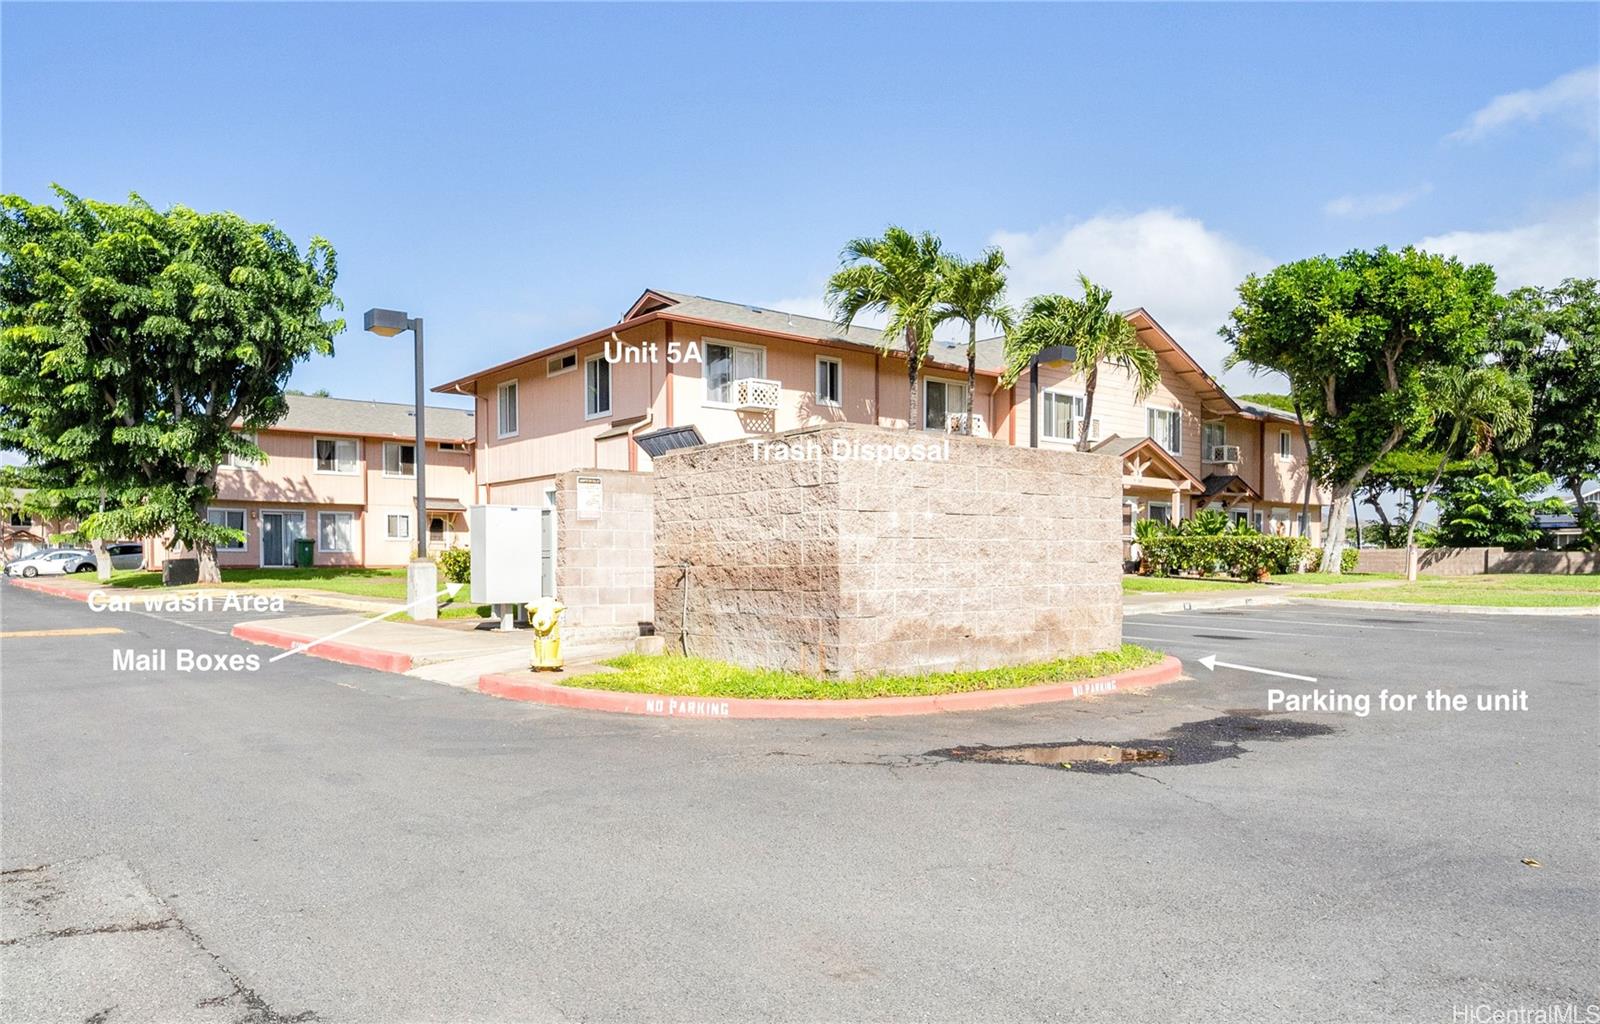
576,476,603,521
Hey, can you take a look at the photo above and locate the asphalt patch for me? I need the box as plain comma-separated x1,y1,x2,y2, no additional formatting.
927,713,1337,774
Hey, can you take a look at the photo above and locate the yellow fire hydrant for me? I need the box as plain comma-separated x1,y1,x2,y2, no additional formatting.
527,597,566,671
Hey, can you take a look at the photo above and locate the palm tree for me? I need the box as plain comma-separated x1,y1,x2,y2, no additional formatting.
935,248,1013,435
826,227,944,431
1003,275,1159,451
1400,364,1533,579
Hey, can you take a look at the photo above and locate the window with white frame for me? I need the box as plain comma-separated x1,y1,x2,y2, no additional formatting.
385,513,410,540
1148,407,1182,454
923,379,965,430
205,508,247,550
317,511,355,553
1041,391,1085,443
1278,429,1292,459
1147,502,1172,525
496,380,519,437
584,354,611,419
1202,421,1225,455
815,356,842,406
705,342,766,404
225,432,260,468
314,437,358,474
1253,511,1265,532
382,442,415,478
546,351,577,377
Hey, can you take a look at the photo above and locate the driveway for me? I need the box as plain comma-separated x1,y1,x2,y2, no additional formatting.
2,581,1596,1022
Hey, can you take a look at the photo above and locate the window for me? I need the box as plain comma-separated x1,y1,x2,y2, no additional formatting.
1253,511,1265,532
1041,391,1085,443
923,379,965,430
584,354,611,419
705,342,766,404
438,442,464,452
430,516,446,544
546,351,577,377
385,513,409,540
1278,429,1292,459
383,443,416,478
205,508,247,551
1232,510,1249,528
317,511,354,553
225,431,260,468
1147,502,1172,525
1148,407,1181,454
315,437,358,474
1203,421,1225,455
496,380,519,437
815,356,842,406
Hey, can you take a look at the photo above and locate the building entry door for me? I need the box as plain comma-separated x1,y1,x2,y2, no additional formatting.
260,511,305,567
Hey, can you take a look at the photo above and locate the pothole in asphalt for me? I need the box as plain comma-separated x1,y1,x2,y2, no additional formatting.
927,714,1336,774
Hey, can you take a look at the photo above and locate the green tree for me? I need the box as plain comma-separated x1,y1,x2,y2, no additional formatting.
826,227,945,431
0,187,342,582
1003,276,1159,451
1222,246,1499,572
1398,365,1532,577
1491,279,1600,513
935,248,1013,435
1435,469,1565,549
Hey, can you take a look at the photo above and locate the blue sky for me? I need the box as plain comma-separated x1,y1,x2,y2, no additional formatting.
4,2,1597,408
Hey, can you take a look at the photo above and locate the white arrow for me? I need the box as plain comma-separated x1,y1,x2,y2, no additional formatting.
1198,654,1318,683
267,582,465,662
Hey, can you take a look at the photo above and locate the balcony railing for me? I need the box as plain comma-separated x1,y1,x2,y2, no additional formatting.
945,413,987,435
732,378,781,412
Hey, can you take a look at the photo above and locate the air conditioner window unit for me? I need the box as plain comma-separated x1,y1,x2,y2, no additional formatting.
733,378,781,412
945,413,987,434
1208,444,1241,463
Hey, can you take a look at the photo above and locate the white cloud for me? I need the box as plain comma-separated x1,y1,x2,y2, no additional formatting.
1324,183,1432,219
1448,65,1599,143
991,208,1269,380
1416,196,1600,288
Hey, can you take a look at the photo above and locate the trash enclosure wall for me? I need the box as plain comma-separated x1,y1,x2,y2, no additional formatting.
652,423,1123,677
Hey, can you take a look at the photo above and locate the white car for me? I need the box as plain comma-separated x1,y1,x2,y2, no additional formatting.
4,549,97,577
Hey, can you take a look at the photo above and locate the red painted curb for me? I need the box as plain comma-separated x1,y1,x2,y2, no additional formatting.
230,623,415,675
4,577,94,602
477,655,1186,719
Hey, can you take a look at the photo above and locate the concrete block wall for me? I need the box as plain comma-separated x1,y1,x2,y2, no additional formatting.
551,469,655,630
1355,546,1600,576
653,423,1123,677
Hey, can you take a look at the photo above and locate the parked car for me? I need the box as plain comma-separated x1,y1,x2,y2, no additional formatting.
4,548,96,577
104,541,146,571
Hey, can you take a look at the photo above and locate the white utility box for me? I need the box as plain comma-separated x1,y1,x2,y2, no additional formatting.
468,505,543,606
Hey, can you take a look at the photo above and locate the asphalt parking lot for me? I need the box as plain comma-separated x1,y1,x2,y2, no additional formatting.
2,580,1596,1023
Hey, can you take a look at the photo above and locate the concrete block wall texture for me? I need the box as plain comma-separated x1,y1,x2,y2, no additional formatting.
1355,546,1600,576
551,469,655,629
653,423,1124,677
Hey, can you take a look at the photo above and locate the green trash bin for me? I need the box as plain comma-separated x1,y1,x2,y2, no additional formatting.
293,537,315,568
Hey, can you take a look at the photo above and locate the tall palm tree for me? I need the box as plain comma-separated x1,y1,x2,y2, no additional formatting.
935,248,1013,435
826,227,944,431
1003,275,1159,451
1401,364,1532,579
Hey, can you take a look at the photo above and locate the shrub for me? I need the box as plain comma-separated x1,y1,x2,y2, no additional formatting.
1179,508,1230,536
1340,547,1359,573
1142,534,1312,582
435,546,471,585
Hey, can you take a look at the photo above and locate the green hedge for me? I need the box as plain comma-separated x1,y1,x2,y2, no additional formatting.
434,546,471,585
1142,535,1312,581
1341,547,1359,573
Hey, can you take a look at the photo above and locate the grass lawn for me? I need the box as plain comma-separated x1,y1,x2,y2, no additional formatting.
1122,576,1248,593
1307,573,1600,608
559,644,1165,701
1265,571,1403,585
110,567,409,600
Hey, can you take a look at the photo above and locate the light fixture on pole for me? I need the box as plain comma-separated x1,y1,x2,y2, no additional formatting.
363,308,428,561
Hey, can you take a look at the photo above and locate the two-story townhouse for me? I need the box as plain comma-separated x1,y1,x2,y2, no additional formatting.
436,288,1329,545
140,395,478,570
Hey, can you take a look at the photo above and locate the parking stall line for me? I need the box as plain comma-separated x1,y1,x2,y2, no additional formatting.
0,627,125,639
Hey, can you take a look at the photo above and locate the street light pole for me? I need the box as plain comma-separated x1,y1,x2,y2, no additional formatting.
364,306,435,618
409,316,426,560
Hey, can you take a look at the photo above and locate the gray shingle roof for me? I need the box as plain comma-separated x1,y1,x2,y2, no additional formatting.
656,291,1008,372
268,394,475,442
